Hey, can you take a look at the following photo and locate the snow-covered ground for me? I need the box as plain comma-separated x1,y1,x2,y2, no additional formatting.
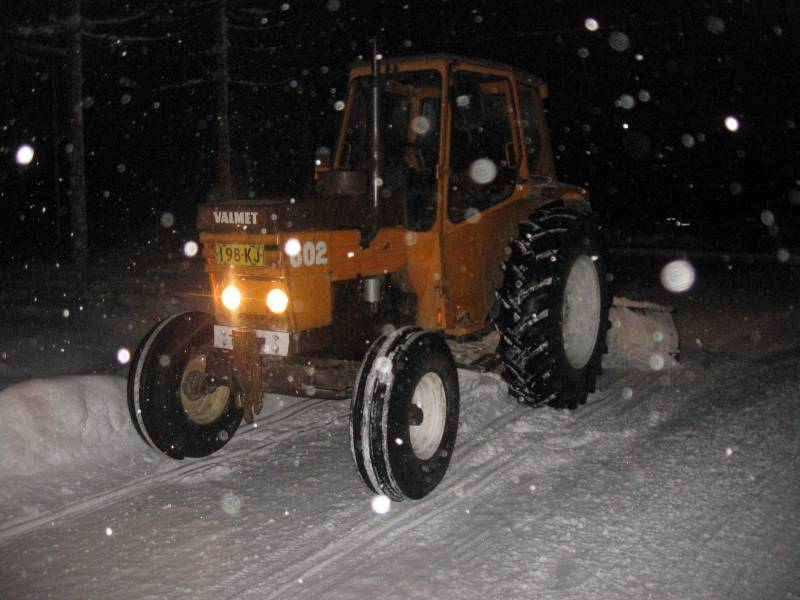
1,254,799,599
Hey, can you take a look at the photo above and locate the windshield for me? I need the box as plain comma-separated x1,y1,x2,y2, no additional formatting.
338,70,442,172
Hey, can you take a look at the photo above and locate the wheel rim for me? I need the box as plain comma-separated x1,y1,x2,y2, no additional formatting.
408,372,447,460
180,354,231,425
561,255,602,369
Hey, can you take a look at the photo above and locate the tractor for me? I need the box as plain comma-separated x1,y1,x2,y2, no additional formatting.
127,52,610,502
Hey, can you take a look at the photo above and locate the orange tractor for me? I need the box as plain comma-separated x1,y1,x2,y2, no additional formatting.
127,53,610,501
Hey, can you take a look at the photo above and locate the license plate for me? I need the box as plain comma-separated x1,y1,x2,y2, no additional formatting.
214,325,290,357
214,243,266,267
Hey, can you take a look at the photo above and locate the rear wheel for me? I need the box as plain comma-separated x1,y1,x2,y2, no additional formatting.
350,327,460,501
128,312,243,458
495,207,610,409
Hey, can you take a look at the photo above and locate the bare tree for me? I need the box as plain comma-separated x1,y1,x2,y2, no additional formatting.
65,0,88,291
215,0,233,200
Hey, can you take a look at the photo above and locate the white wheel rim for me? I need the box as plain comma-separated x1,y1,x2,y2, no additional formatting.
409,372,447,460
561,255,602,369
180,355,230,425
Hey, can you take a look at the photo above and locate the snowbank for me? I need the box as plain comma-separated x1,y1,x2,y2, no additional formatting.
0,376,140,476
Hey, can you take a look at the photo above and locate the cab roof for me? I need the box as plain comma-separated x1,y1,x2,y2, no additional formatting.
349,53,543,87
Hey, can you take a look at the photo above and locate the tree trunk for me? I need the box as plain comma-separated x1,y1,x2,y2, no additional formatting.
299,90,313,192
51,63,63,250
66,0,88,292
215,0,233,200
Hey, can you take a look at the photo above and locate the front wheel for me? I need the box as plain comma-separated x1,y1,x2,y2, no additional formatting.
128,312,243,459
495,207,611,409
350,327,460,501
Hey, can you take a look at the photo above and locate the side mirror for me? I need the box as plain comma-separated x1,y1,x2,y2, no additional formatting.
450,81,486,131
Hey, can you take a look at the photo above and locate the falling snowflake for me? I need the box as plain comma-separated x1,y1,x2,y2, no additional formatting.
116,348,131,364
221,492,242,515
469,158,498,184
660,259,696,293
608,31,630,52
284,238,302,257
183,241,199,257
706,15,725,35
371,495,391,514
15,144,34,165
412,116,431,135
618,94,635,110
649,354,665,371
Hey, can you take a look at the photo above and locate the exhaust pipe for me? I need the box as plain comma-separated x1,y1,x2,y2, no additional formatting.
360,39,383,249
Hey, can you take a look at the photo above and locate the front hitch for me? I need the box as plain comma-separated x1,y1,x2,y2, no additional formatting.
232,329,263,423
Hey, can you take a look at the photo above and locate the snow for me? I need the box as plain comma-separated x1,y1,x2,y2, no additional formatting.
1,256,799,599
0,376,138,476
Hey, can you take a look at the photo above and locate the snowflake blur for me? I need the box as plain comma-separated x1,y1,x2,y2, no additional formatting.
469,158,498,185
183,241,199,258
371,495,391,515
116,348,131,365
15,144,34,165
660,260,696,293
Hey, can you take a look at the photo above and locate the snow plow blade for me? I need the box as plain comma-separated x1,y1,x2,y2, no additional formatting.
447,296,680,373
606,297,679,370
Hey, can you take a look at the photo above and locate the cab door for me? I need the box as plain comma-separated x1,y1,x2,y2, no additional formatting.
440,67,536,336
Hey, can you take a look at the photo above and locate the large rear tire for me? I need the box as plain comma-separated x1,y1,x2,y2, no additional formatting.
128,312,243,459
495,207,610,409
350,327,460,501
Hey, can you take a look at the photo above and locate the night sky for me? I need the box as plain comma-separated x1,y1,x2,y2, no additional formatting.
1,0,799,263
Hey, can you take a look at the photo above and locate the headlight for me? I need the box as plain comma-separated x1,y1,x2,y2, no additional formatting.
222,285,241,310
266,288,289,314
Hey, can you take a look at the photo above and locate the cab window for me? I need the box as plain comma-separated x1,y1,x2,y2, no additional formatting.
448,70,519,223
517,86,542,175
339,70,442,231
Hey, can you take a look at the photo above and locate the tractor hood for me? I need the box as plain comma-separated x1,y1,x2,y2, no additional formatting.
197,171,405,234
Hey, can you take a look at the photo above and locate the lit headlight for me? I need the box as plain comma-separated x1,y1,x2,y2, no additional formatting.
221,285,241,310
266,288,289,314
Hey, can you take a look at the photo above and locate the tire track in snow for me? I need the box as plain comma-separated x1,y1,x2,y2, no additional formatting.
573,368,667,426
198,381,534,599
258,365,680,598
654,356,800,599
252,382,617,599
0,398,330,546
263,444,522,598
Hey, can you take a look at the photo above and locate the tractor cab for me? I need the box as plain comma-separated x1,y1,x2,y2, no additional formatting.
320,55,558,235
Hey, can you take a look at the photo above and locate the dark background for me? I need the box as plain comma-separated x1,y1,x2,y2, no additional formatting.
1,0,799,264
